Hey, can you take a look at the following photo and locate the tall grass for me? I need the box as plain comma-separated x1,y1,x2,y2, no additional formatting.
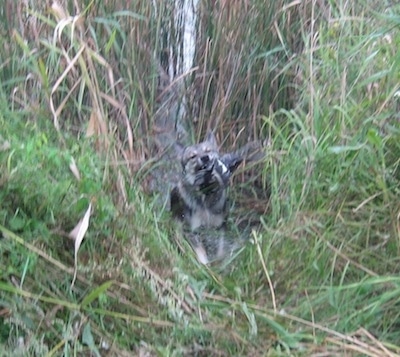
1,0,400,355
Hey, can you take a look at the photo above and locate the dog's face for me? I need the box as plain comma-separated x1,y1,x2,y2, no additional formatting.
180,132,243,188
181,132,220,185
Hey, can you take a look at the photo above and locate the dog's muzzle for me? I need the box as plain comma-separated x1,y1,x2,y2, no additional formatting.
199,155,215,171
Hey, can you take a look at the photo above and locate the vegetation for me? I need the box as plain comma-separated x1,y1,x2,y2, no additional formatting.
1,0,400,355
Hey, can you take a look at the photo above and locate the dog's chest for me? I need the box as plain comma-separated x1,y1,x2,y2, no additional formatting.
189,209,224,231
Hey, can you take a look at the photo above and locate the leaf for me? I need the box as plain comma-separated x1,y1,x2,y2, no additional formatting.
86,109,108,138
86,110,98,138
70,203,92,288
328,144,364,154
50,1,68,21
241,302,258,336
68,156,81,181
9,216,25,231
82,323,101,357
261,314,299,348
81,280,113,307
366,128,382,148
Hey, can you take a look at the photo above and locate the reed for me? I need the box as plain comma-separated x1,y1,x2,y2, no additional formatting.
0,0,400,355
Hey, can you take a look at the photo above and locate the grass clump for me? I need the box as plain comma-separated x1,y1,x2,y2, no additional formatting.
1,0,400,356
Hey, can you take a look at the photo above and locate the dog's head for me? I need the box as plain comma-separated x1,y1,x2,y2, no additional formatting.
181,132,220,184
180,132,243,188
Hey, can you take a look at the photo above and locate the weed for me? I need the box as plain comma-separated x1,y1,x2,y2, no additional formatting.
0,0,400,356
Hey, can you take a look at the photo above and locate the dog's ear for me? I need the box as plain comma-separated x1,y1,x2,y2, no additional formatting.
204,131,218,150
174,142,185,157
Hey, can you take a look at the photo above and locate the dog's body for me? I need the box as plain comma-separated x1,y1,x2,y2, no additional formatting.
170,132,245,263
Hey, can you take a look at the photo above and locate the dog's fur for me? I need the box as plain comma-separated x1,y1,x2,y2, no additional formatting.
171,132,242,230
170,132,245,263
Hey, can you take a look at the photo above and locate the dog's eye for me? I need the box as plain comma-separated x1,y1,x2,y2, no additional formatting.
184,150,195,160
189,150,198,159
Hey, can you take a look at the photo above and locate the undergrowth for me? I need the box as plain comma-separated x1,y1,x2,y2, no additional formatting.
1,0,400,356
